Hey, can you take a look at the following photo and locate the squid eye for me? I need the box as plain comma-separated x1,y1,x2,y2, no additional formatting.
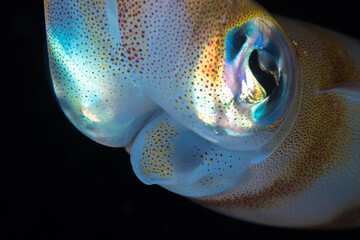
225,19,289,106
226,25,280,103
204,18,298,154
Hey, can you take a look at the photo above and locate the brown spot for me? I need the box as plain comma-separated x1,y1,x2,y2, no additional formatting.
311,29,360,91
193,93,350,210
314,205,360,229
278,16,360,91
192,17,360,210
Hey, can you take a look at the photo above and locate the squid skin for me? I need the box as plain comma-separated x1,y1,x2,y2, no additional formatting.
44,0,360,228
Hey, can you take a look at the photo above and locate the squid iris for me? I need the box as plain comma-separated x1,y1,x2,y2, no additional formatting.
44,0,360,228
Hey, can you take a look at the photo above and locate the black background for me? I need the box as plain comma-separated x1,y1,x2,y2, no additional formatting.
5,0,360,239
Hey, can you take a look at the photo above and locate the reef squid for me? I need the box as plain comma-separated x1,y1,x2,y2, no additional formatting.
44,0,360,228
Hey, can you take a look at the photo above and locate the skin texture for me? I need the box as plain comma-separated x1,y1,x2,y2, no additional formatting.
193,16,360,228
44,0,360,228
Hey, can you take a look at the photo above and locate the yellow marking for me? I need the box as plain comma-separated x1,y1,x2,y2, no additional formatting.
140,119,180,179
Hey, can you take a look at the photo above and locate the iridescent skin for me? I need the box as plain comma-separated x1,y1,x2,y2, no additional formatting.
44,0,360,228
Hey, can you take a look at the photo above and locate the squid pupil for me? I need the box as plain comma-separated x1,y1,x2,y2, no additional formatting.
249,50,277,97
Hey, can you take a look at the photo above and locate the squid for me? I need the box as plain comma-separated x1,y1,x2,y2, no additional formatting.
44,0,360,228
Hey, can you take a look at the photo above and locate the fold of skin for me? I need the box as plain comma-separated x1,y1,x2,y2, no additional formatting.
45,0,360,228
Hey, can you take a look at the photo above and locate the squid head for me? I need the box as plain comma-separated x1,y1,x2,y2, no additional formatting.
44,0,360,228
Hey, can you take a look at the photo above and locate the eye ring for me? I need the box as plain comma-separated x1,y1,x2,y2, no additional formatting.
199,17,300,153
224,18,297,126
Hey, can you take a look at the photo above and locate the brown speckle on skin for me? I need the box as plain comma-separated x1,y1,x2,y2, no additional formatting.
314,204,360,229
193,17,360,216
